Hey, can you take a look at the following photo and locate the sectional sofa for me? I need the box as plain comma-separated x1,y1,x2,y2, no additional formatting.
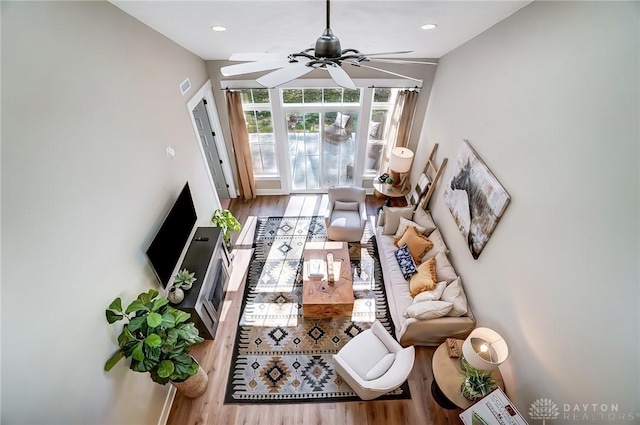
375,205,476,346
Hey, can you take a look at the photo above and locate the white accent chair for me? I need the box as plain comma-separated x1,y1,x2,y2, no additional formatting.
333,321,415,400
325,186,367,242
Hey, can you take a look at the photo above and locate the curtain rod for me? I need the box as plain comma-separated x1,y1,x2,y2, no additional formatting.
222,86,421,90
368,85,421,90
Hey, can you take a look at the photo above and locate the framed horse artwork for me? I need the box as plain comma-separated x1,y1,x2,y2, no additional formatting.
444,140,510,259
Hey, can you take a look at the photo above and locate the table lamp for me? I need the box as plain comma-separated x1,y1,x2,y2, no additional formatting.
387,147,414,190
461,327,508,371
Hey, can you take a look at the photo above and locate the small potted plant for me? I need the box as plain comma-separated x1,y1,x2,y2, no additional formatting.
210,209,241,248
104,289,208,398
460,359,497,401
174,268,196,290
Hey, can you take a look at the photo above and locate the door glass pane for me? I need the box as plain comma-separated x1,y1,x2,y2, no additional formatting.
323,111,357,187
288,112,320,190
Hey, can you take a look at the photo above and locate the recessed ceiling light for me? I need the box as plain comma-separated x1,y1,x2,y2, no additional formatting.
211,26,226,32
421,23,438,31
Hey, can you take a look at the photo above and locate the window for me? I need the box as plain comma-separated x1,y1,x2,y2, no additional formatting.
240,89,277,176
363,88,399,176
234,84,405,192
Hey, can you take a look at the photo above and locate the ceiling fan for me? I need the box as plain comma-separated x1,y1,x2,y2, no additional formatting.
220,0,437,89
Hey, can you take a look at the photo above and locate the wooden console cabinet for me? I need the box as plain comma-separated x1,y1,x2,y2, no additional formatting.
173,226,230,339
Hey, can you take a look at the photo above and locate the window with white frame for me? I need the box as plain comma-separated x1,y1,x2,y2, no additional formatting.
363,88,399,176
236,84,402,190
240,89,277,176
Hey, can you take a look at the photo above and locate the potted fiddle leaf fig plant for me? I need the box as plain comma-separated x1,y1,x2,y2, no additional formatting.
460,358,497,401
210,208,241,248
104,289,208,398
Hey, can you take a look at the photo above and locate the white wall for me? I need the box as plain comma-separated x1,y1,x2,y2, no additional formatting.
1,2,214,424
415,1,639,420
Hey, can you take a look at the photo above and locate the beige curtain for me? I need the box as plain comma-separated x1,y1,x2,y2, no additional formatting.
381,89,420,172
226,91,256,200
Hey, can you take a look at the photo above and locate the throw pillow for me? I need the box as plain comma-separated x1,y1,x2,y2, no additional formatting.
422,229,449,261
396,226,433,263
365,352,395,380
412,281,447,303
335,201,358,211
434,251,457,284
412,208,437,235
394,244,417,280
403,300,453,320
368,121,381,138
333,112,350,128
382,205,414,235
441,277,468,317
409,257,437,297
394,217,428,240
378,210,386,227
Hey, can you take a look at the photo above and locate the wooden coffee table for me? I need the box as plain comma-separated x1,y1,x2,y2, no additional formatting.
302,241,354,318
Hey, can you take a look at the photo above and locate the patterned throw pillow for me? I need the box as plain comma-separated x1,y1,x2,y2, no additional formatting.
394,244,417,280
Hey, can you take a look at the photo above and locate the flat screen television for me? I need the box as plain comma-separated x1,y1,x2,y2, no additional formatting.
146,182,197,287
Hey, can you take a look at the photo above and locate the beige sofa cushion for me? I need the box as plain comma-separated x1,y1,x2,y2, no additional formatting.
441,277,468,317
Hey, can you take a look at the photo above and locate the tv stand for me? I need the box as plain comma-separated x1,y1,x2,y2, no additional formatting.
171,227,230,339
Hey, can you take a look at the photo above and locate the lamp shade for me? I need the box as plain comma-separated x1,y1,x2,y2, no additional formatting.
462,327,508,371
388,147,414,173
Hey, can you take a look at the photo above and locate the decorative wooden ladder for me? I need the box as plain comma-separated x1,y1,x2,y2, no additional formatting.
418,143,448,209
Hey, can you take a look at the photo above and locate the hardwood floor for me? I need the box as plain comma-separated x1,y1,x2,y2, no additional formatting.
167,195,464,425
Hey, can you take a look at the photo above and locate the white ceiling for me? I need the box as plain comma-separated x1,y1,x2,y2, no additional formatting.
110,1,531,61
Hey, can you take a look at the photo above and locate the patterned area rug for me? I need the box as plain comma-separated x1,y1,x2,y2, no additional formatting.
224,216,411,403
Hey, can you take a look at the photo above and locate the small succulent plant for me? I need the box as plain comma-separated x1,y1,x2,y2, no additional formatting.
174,268,196,290
460,358,497,401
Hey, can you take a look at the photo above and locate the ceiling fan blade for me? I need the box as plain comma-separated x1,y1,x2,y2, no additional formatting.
347,62,423,83
326,63,356,90
229,52,285,62
257,62,314,88
221,59,289,77
359,51,413,57
366,58,437,66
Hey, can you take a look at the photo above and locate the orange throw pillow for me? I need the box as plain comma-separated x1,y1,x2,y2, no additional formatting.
409,257,438,297
396,226,433,264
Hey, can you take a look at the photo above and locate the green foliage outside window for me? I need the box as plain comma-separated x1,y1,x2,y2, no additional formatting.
373,88,392,103
245,110,272,133
241,88,270,104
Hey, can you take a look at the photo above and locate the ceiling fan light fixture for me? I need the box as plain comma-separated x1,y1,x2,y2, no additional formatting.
315,28,342,58
421,23,438,30
211,25,226,32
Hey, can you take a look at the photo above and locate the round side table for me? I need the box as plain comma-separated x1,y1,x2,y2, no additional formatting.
372,181,409,207
431,339,504,410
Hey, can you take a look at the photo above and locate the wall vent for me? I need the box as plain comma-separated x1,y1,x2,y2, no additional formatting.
180,78,191,95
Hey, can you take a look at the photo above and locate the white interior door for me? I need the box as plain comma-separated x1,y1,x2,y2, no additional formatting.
193,99,230,199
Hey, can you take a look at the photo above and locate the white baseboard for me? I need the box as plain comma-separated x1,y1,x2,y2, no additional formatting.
158,386,177,425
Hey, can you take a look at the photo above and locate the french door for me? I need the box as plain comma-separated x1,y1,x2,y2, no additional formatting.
286,111,357,192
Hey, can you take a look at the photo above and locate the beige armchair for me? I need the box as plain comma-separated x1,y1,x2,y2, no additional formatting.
333,321,415,400
325,186,367,242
